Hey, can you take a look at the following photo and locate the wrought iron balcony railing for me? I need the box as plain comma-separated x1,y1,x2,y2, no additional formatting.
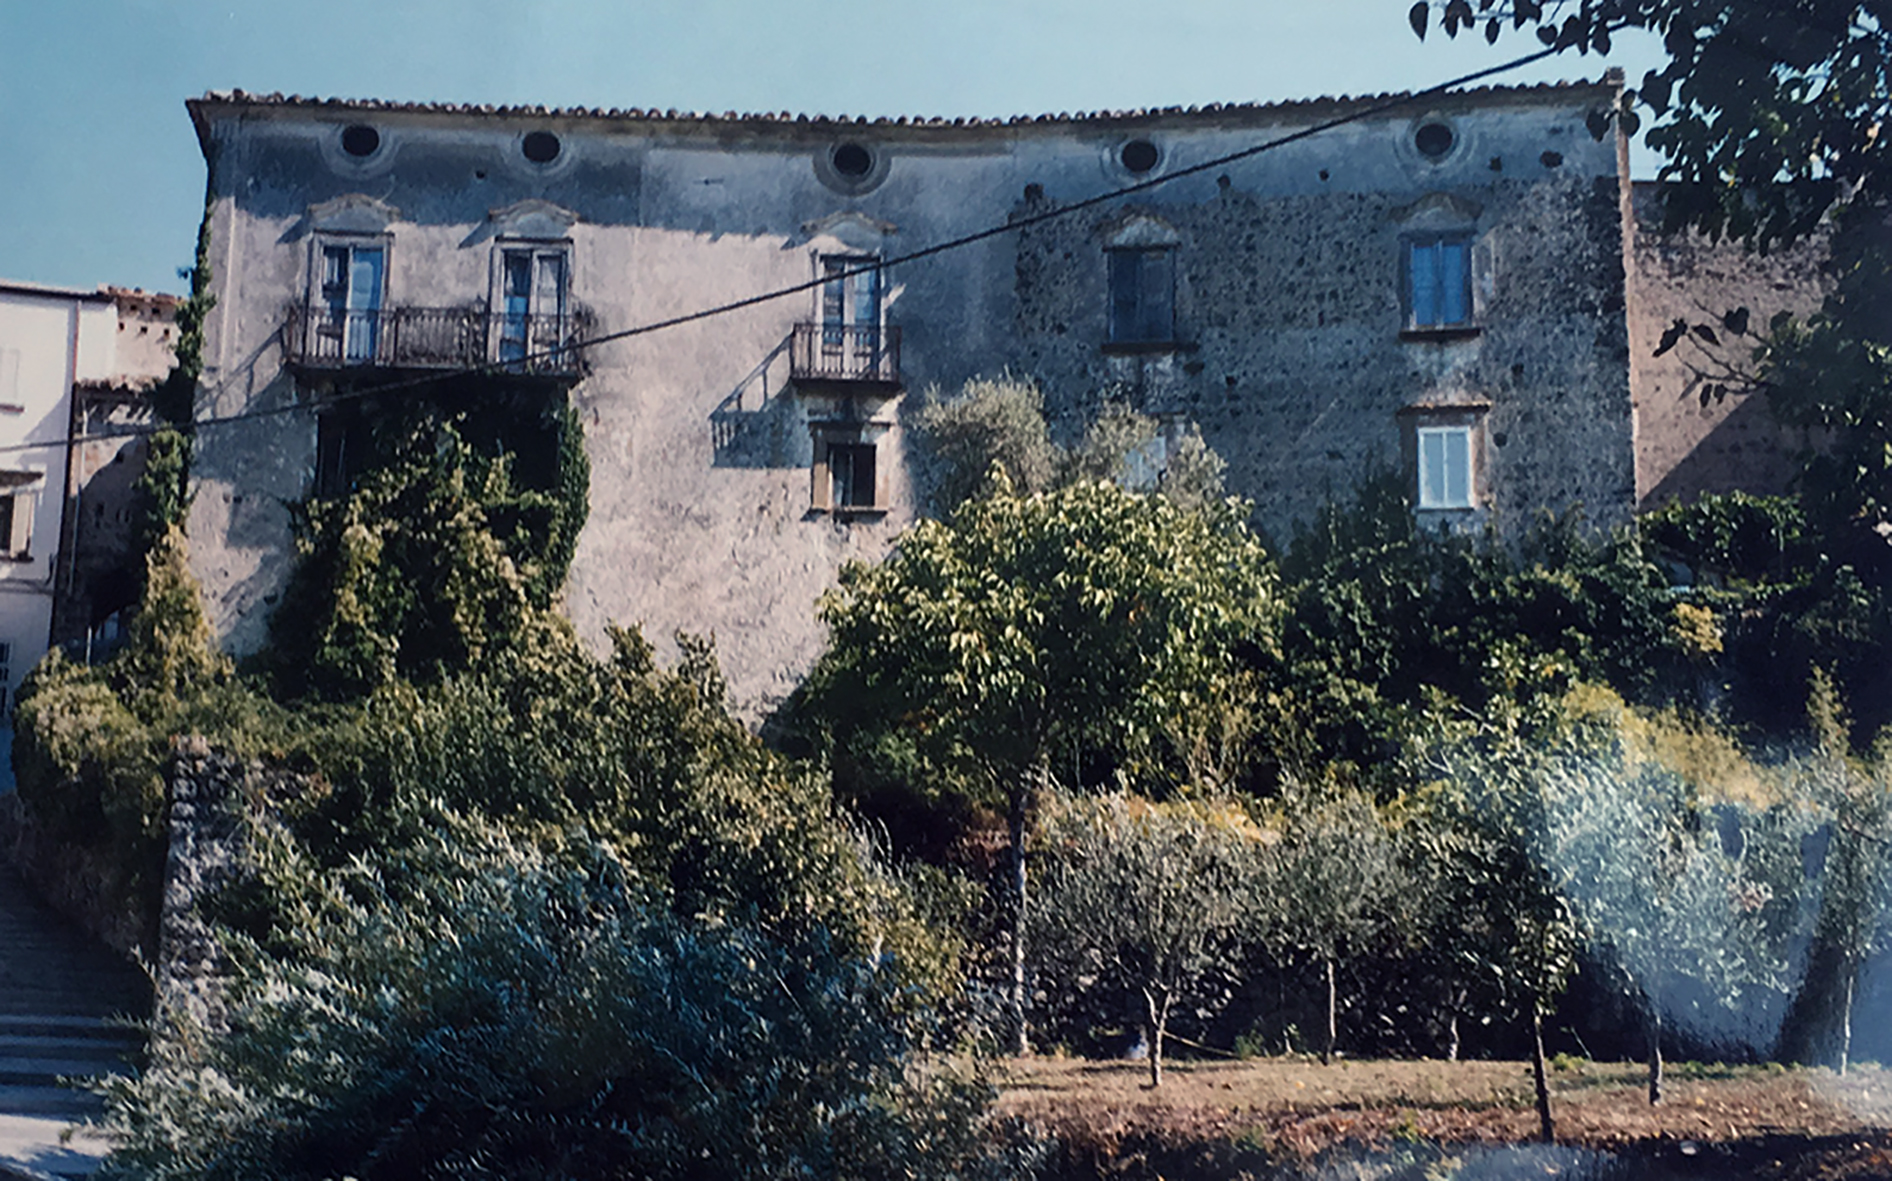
283,305,584,377
789,322,901,387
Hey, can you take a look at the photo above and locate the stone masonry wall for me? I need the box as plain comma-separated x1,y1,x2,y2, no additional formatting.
1012,173,1637,544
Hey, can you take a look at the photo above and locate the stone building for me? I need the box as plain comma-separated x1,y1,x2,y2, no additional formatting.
179,74,1818,713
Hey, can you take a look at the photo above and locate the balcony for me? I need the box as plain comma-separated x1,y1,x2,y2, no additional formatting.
282,305,585,379
789,323,901,391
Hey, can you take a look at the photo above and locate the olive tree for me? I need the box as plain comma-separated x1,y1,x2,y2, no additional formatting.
809,477,1278,1052
1031,792,1267,1086
1542,753,1782,1102
1777,673,1892,1070
1265,785,1402,1065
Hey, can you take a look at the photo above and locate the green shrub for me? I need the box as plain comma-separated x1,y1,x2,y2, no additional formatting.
100,817,1021,1181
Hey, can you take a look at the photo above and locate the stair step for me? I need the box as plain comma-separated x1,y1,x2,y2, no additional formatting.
0,1051,131,1076
0,1060,128,1085
0,1084,102,1118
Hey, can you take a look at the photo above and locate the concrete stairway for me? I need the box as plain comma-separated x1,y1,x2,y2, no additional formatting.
0,865,147,1123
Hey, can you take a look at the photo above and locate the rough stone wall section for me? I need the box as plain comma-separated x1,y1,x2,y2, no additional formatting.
1012,173,1637,544
1628,184,1830,510
155,738,246,1035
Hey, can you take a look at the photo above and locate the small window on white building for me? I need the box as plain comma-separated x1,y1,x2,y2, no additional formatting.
0,476,40,559
1416,425,1474,509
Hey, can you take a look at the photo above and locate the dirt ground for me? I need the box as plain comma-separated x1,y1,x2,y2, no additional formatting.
998,1056,1892,1178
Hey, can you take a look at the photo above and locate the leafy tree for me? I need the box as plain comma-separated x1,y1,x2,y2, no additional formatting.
1418,0,1892,729
912,375,1060,511
913,379,1227,518
1413,703,1589,1142
1031,791,1265,1086
13,525,280,948
1414,0,1886,247
807,477,1279,1051
269,398,588,700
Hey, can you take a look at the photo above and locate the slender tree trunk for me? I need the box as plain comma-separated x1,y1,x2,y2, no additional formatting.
1531,1004,1555,1144
1008,781,1030,1056
1144,987,1170,1089
1647,1005,1663,1105
1446,987,1466,1062
1321,956,1337,1065
1841,971,1855,1076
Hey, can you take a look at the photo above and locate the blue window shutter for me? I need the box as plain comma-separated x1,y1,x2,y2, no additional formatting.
1439,241,1469,325
1141,251,1173,341
1409,242,1439,327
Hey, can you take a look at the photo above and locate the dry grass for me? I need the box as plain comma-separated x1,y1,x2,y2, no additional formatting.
998,1055,1892,1163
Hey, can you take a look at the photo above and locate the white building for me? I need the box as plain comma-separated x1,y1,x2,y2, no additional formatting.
0,280,176,786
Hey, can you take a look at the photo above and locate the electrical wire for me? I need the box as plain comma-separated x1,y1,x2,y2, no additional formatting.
6,39,1598,459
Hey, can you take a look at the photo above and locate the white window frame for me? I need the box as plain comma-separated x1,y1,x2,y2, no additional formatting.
1416,425,1475,510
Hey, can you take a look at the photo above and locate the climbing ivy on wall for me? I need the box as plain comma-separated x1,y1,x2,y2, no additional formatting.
132,200,218,556
266,393,590,700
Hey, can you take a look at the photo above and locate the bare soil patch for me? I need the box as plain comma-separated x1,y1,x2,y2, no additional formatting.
998,1056,1892,1178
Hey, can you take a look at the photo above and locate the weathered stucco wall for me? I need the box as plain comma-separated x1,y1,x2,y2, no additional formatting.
186,81,1635,713
1627,185,1830,510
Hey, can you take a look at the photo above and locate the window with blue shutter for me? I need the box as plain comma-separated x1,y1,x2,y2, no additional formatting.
1107,247,1175,344
1405,236,1472,330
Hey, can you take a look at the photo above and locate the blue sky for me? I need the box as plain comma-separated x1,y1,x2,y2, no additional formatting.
0,1,1662,295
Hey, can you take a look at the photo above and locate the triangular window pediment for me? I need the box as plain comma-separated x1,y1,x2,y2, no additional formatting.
306,194,401,234
1394,192,1483,228
799,212,896,253
487,199,580,241
1103,215,1181,250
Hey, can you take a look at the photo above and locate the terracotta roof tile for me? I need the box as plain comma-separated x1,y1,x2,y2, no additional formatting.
188,74,1621,133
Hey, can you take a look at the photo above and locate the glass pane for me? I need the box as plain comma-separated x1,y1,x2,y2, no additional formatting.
1140,251,1173,341
1109,251,1139,340
1420,431,1446,506
501,253,532,362
830,445,853,506
322,247,349,306
349,248,383,312
344,247,383,363
1445,430,1470,505
853,262,880,326
534,254,565,318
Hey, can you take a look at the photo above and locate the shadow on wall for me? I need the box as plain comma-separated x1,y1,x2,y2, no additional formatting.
710,334,797,469
1640,390,1803,511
